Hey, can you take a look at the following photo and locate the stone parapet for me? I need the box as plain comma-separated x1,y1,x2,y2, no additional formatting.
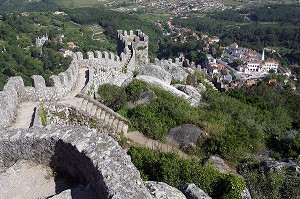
0,126,151,198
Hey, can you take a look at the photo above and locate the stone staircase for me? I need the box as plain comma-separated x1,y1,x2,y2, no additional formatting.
55,94,129,135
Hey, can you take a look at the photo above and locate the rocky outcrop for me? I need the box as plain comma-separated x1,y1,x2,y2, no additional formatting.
140,65,173,84
196,83,206,93
133,89,157,105
135,75,198,106
168,124,208,148
173,84,202,104
162,63,188,83
205,155,237,174
145,181,187,199
261,160,300,174
180,183,212,199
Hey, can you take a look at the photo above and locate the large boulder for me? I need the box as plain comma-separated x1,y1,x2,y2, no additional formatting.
162,64,188,82
134,89,156,105
139,65,172,84
205,155,237,174
167,124,208,148
173,84,202,104
145,181,187,199
135,75,198,106
180,183,212,199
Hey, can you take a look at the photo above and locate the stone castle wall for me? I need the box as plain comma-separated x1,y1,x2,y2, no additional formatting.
0,29,169,129
0,126,152,198
0,56,81,129
0,33,138,129
117,29,149,70
79,50,133,96
37,94,129,139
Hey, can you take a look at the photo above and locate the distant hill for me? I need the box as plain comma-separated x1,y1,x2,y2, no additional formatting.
0,0,59,12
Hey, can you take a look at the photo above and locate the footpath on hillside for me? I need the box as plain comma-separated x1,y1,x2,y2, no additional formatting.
125,131,189,159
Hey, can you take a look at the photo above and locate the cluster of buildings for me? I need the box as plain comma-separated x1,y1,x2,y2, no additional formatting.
133,0,232,16
227,43,279,74
201,41,296,91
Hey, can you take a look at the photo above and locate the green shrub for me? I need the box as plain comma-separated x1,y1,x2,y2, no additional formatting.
125,79,148,101
126,86,205,140
220,174,246,199
97,84,127,111
128,147,245,198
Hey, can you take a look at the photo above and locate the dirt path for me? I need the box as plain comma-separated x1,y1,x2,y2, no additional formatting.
125,131,189,159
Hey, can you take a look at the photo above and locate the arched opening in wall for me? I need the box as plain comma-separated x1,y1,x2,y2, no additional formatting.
0,137,106,199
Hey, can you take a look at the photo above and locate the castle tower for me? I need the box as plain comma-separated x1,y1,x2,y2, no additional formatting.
262,48,265,61
117,29,149,70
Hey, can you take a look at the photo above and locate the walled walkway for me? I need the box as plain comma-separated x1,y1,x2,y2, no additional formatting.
59,68,88,107
7,101,39,130
7,68,88,130
6,67,188,159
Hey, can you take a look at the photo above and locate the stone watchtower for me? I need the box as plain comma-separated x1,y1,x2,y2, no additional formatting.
117,30,149,70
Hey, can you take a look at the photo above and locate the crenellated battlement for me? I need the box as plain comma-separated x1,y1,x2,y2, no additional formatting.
0,59,80,129
0,29,196,130
117,29,149,69
117,29,149,45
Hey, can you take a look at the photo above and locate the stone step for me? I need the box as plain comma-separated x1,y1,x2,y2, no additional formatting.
80,100,88,111
90,106,97,117
100,110,106,120
96,108,102,119
108,115,115,126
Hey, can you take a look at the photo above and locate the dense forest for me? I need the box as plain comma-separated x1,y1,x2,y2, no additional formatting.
0,13,71,89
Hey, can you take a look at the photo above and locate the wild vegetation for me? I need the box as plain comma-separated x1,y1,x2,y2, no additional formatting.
129,147,245,199
97,77,300,198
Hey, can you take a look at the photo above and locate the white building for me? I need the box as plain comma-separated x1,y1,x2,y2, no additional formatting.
240,58,279,73
36,34,49,48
